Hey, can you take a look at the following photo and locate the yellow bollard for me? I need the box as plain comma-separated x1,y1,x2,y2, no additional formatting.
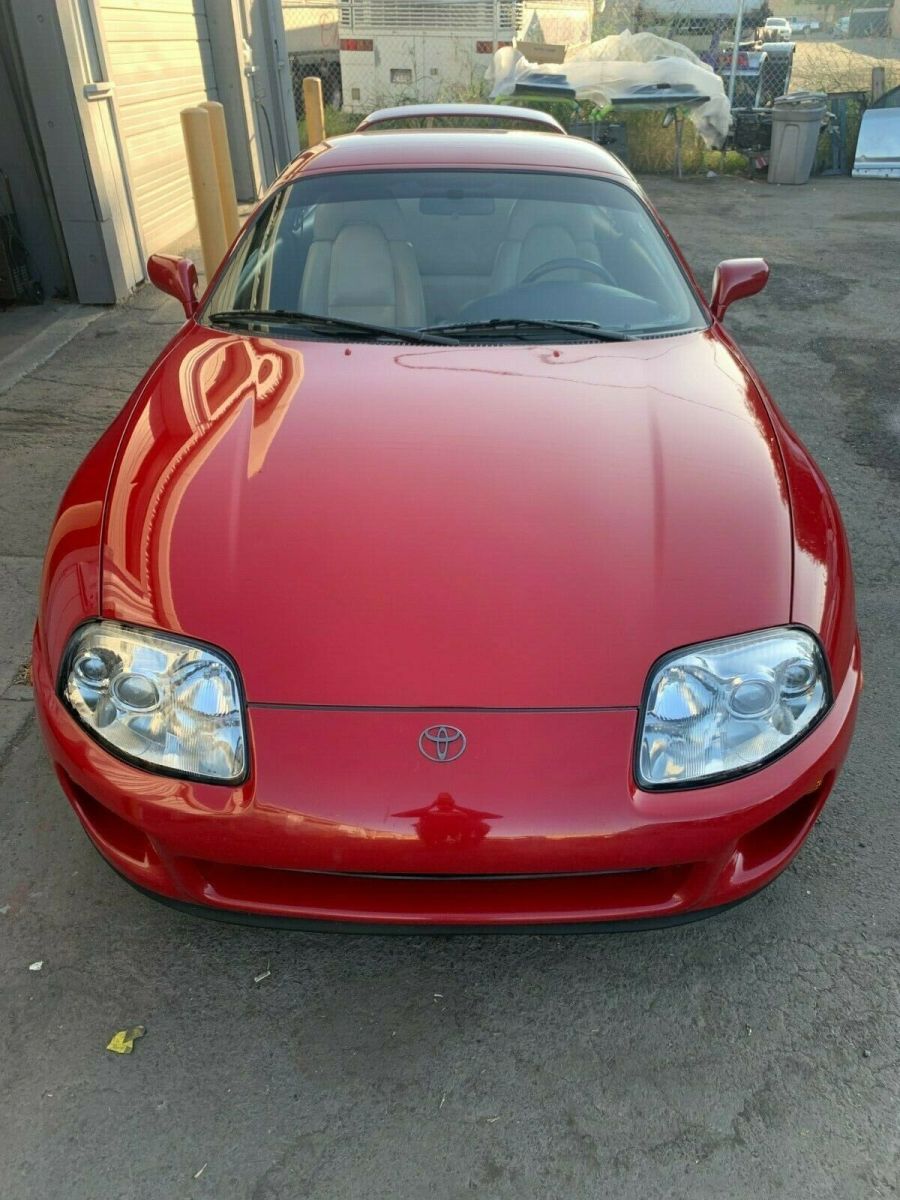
200,100,240,244
303,76,326,147
180,106,228,279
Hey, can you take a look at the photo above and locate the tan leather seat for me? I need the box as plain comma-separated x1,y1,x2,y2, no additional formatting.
490,199,603,292
300,200,426,326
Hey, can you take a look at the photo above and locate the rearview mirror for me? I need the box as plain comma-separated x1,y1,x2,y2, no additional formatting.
147,254,199,318
710,258,769,322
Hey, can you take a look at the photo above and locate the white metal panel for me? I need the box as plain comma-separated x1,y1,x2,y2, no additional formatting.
99,0,216,253
341,0,521,33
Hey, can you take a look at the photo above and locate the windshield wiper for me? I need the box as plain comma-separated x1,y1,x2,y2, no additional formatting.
419,318,636,342
208,309,458,345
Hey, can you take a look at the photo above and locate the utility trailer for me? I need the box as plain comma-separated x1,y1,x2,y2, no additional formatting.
338,0,594,111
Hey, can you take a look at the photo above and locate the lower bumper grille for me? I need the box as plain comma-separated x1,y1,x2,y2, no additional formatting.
188,859,694,925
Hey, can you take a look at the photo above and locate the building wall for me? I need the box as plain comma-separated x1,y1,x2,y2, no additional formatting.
0,4,70,299
97,0,218,255
3,0,296,305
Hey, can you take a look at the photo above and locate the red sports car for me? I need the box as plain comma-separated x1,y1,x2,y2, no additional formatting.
33,105,860,930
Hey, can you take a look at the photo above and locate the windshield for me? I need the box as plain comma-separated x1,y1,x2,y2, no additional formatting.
204,170,707,341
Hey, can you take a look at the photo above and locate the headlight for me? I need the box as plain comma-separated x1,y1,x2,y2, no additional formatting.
60,622,247,783
637,628,829,789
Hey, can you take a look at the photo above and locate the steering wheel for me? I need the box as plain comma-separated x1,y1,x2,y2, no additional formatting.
520,257,617,287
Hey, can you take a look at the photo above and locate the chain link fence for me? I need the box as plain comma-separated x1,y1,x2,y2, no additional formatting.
283,0,344,120
790,27,900,96
281,0,899,166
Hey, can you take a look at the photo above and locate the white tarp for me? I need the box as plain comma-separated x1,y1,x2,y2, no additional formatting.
487,30,731,147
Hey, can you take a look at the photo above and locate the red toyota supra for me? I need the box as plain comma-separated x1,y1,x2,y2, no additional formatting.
33,105,860,929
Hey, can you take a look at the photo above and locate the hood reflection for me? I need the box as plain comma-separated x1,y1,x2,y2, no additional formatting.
103,333,303,630
392,792,502,848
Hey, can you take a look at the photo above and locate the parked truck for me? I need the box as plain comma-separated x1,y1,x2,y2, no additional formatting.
757,16,793,40
788,14,821,33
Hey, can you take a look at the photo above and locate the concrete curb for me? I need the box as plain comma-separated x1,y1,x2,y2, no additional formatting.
0,305,108,397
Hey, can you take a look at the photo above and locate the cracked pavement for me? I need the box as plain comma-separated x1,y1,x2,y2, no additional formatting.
1,177,899,1199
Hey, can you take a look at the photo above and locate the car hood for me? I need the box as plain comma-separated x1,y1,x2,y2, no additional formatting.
101,326,791,707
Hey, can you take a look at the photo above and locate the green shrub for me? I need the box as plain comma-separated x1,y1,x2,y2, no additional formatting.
813,96,864,174
616,111,707,173
298,106,364,149
299,96,750,177
703,148,750,174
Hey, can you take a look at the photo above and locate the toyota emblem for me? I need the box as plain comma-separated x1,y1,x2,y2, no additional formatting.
418,724,467,763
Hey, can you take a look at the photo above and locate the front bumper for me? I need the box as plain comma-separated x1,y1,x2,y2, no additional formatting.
34,635,860,929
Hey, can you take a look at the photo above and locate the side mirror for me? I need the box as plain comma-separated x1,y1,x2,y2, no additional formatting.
147,254,199,318
710,258,769,322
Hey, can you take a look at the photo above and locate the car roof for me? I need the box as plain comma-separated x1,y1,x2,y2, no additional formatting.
278,128,634,186
356,103,567,134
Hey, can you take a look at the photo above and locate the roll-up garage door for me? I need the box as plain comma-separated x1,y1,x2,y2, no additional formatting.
98,0,216,254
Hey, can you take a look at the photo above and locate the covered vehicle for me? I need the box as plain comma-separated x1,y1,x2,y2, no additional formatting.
488,31,732,147
33,105,860,929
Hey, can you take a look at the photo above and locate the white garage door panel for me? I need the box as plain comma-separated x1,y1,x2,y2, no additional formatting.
108,57,216,127
125,129,197,251
101,12,209,41
100,0,215,253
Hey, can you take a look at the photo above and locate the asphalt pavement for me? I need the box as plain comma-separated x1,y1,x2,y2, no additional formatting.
1,176,899,1200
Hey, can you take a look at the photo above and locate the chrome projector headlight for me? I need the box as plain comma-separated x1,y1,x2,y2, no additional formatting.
637,628,830,789
60,622,247,783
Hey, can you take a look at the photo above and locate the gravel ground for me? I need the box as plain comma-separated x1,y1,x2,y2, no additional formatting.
1,175,899,1200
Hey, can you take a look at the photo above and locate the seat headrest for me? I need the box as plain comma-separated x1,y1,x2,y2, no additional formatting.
328,224,396,311
313,198,406,241
506,199,596,243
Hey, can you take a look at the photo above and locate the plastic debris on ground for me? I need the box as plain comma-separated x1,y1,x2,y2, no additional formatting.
28,961,43,971
487,30,731,147
853,107,900,179
106,1026,146,1054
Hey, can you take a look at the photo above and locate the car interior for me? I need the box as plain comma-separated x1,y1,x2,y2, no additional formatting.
212,171,704,335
